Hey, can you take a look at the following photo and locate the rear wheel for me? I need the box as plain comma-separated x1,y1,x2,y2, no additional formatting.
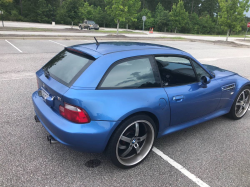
228,86,250,120
107,115,156,169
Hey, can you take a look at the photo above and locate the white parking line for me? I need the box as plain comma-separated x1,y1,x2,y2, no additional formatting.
152,147,210,187
49,40,67,47
5,40,22,53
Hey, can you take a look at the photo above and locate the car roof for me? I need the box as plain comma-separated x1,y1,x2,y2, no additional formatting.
67,42,183,59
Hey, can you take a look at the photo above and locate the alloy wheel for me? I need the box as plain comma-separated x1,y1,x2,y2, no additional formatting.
235,89,250,117
116,120,154,166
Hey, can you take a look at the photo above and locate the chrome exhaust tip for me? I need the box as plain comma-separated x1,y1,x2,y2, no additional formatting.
47,135,58,144
34,115,40,122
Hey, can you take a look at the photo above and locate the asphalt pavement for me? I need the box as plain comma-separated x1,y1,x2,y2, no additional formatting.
1,39,250,187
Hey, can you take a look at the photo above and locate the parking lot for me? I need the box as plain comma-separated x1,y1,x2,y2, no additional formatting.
1,39,250,187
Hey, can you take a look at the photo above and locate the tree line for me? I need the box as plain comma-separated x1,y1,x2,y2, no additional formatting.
0,0,250,36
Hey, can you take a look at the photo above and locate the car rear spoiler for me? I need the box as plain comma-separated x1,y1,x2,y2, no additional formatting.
65,46,102,59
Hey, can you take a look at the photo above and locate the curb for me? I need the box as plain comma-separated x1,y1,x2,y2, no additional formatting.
0,35,187,41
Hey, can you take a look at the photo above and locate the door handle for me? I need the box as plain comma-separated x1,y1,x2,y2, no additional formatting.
173,95,184,102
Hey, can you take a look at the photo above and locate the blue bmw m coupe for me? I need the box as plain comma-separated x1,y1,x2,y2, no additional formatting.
32,42,250,168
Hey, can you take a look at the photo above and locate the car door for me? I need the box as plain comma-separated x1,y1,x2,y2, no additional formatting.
155,56,222,126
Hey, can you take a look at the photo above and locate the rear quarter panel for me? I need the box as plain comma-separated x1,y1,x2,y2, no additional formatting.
63,88,170,137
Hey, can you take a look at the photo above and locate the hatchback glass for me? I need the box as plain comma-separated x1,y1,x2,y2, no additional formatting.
43,50,93,86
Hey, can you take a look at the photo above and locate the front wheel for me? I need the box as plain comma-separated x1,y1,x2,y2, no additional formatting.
106,115,156,169
228,86,250,120
79,26,82,30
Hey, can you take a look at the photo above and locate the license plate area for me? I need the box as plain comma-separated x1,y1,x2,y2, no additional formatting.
38,87,49,100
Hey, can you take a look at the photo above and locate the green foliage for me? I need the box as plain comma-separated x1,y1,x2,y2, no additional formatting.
0,0,12,9
0,0,13,16
93,6,104,25
105,0,127,24
37,0,50,23
199,12,216,34
155,3,169,32
199,0,219,17
9,10,22,20
1,0,250,35
142,0,178,12
189,13,200,34
169,0,189,33
125,0,141,25
105,0,140,33
133,8,155,30
218,0,250,40
79,2,94,21
183,0,201,14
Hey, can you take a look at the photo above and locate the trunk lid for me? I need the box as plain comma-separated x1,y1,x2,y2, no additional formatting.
36,69,68,113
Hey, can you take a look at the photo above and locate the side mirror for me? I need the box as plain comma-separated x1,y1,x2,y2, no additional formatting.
200,76,211,88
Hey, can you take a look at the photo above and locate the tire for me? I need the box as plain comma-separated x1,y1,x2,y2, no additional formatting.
227,86,250,120
79,26,82,30
88,27,90,30
106,114,156,169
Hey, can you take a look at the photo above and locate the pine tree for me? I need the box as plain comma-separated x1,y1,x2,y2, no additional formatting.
170,0,189,33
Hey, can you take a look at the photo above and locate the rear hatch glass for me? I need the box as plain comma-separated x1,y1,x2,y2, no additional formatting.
43,49,94,87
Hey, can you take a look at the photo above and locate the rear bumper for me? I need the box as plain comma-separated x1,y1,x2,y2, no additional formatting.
32,91,117,153
90,26,99,29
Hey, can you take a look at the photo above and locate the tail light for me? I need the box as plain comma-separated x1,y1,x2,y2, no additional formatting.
59,103,90,123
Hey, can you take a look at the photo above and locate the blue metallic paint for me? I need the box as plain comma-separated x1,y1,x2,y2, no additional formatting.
32,42,250,153
164,79,222,126
33,91,118,152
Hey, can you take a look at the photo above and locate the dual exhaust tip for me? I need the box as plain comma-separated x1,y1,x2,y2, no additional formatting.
34,115,57,144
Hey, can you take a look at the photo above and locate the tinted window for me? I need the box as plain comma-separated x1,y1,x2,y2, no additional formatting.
100,57,159,88
155,56,197,86
192,60,211,81
43,50,93,86
88,21,95,24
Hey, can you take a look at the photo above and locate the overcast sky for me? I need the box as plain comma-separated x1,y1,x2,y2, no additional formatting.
246,11,250,17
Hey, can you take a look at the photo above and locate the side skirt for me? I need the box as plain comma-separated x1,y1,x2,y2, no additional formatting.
158,107,231,138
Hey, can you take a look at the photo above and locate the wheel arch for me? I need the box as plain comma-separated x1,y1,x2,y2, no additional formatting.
226,81,250,112
233,82,250,100
104,111,160,152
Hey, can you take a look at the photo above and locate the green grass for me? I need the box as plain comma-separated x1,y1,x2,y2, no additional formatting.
186,33,250,38
0,27,57,32
94,30,146,34
160,36,185,40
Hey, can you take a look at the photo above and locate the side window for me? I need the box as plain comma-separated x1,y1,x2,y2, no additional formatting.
155,56,197,86
100,57,160,89
191,60,211,81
